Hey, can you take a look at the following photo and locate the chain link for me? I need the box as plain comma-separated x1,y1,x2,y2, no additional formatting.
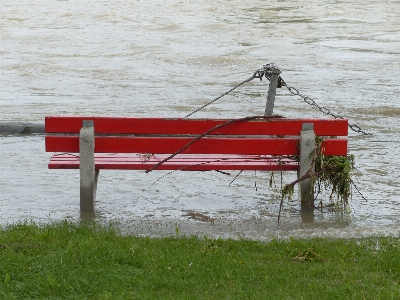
185,63,372,136
185,63,279,118
185,74,256,118
281,78,372,135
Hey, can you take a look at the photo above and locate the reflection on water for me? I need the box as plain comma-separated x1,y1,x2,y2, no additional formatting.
0,0,399,238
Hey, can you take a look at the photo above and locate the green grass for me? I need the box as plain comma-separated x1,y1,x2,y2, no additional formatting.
0,221,399,299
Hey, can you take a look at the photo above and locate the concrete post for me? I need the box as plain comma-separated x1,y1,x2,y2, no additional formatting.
299,123,316,211
264,65,281,116
79,120,98,213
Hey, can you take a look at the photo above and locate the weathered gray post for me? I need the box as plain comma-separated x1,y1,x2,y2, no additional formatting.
79,120,99,212
299,123,316,211
264,65,281,116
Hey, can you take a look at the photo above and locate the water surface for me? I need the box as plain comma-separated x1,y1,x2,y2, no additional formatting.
1,0,399,238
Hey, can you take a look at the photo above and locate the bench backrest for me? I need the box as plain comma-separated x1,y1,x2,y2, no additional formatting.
45,116,348,156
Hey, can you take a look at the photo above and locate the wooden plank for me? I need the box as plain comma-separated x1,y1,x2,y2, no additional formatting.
48,154,299,171
45,116,348,136
46,136,298,155
48,154,298,163
49,155,294,162
320,139,348,156
46,136,347,155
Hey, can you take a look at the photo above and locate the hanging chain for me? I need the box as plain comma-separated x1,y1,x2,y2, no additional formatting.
279,78,372,135
185,63,275,118
184,63,372,136
185,74,254,118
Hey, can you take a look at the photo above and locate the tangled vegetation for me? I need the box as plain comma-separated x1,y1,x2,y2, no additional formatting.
282,136,356,210
314,153,355,204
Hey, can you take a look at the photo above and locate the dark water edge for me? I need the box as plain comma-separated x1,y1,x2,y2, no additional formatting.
0,122,44,134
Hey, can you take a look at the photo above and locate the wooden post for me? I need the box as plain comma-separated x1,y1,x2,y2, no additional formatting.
79,120,98,213
264,65,281,116
299,123,315,211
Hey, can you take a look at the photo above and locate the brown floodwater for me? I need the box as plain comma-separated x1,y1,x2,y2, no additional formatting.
0,0,399,238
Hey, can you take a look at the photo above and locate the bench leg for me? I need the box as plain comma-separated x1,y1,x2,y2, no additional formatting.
299,123,316,211
79,120,97,213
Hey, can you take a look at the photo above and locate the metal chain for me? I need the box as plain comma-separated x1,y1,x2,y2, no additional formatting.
184,63,372,136
280,78,372,135
185,63,275,118
185,74,254,118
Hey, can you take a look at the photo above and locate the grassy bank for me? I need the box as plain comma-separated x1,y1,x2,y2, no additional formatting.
1,222,399,299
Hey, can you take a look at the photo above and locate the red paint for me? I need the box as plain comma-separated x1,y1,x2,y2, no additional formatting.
45,116,348,171
45,116,348,136
48,154,299,171
45,136,347,156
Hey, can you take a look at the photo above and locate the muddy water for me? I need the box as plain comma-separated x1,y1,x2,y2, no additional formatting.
0,0,399,238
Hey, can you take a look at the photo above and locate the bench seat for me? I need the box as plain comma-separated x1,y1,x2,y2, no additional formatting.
48,154,299,171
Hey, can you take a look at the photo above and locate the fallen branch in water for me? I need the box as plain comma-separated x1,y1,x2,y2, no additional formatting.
277,136,368,223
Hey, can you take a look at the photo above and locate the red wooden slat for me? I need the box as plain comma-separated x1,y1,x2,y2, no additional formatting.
48,154,299,171
45,116,348,136
50,162,298,171
46,136,298,155
321,139,348,156
48,154,298,162
49,154,289,161
46,136,347,155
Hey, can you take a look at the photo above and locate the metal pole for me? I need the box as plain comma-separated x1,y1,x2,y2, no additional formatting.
264,65,281,116
80,120,98,213
299,123,316,211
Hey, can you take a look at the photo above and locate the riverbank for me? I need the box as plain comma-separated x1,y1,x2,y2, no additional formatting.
1,221,398,299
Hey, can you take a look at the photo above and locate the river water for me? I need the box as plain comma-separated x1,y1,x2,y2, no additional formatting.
1,0,399,239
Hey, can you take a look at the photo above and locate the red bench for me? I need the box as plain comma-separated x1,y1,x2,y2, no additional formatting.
45,116,348,212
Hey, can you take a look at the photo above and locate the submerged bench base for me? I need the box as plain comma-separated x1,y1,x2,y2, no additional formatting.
45,116,348,213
